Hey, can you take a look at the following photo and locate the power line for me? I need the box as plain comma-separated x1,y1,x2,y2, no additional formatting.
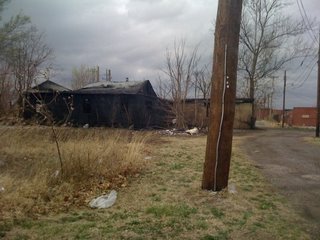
296,0,319,46
299,0,319,45
289,53,318,88
291,60,317,89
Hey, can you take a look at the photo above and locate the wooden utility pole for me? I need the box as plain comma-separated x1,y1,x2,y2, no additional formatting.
316,31,320,137
109,69,112,82
194,77,198,125
282,70,287,128
202,0,243,191
96,66,100,82
270,76,277,119
106,69,112,82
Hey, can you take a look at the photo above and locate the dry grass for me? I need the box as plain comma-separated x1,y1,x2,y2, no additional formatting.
305,136,320,145
0,129,311,239
0,126,149,219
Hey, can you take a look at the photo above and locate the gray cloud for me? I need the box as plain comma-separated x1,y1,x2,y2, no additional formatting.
3,0,319,108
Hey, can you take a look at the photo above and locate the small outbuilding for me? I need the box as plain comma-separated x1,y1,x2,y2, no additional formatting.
23,80,72,123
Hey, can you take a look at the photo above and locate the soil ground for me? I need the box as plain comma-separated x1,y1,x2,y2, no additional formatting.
237,125,320,238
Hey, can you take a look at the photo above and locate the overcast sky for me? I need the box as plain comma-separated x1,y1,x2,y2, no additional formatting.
3,0,320,109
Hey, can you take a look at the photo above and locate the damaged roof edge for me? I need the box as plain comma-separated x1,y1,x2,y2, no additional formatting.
28,80,156,96
30,80,71,92
73,80,157,96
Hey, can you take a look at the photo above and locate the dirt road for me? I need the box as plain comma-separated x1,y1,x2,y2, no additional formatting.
237,127,320,237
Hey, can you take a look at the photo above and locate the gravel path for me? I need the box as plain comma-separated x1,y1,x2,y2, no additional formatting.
237,127,320,238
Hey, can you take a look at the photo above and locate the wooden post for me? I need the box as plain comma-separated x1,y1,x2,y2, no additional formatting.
316,31,320,137
202,0,243,191
96,66,100,82
109,69,112,82
270,76,277,119
194,77,197,125
282,70,287,128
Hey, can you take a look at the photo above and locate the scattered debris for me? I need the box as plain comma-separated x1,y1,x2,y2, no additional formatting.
144,156,152,160
0,186,4,193
158,127,201,136
186,127,199,135
83,123,89,129
164,130,174,135
89,190,117,209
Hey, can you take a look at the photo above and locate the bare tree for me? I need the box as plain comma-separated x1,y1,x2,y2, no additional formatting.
8,26,53,113
0,64,12,114
156,75,171,99
0,6,53,116
71,65,99,90
238,0,309,127
191,66,212,126
194,65,211,100
163,39,200,129
0,1,31,115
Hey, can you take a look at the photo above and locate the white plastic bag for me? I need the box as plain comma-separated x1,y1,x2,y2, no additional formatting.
89,190,117,209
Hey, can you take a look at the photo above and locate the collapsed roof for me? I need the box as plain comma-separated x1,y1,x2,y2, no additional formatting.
74,80,157,96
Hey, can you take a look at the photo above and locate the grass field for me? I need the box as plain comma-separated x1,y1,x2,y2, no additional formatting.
0,127,311,239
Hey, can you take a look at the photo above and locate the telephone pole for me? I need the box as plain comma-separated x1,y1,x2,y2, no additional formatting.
202,0,243,191
316,31,320,137
96,66,100,82
270,76,278,119
282,70,287,128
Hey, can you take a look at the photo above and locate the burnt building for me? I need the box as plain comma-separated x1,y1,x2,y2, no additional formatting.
23,80,72,124
24,80,253,129
70,80,165,128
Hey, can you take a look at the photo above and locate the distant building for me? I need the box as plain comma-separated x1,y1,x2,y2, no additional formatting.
257,107,317,127
257,108,284,122
292,107,317,127
182,98,254,129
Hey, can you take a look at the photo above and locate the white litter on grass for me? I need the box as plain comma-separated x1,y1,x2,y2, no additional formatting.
89,190,117,209
185,127,199,135
0,186,4,193
228,183,237,194
144,156,152,160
